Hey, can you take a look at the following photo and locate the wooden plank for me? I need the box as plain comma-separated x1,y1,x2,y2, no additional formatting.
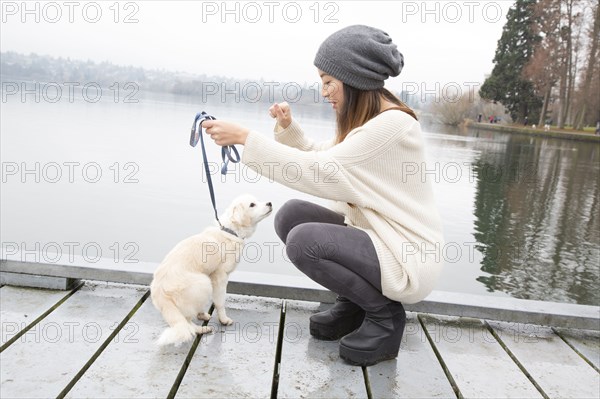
489,321,600,399
0,282,145,398
554,328,600,371
277,300,367,398
421,315,542,399
0,285,74,346
5,259,599,330
176,295,282,398
65,297,198,398
367,313,456,398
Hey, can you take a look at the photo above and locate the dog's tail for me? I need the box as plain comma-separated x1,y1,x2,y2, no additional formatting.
155,299,196,347
157,323,196,347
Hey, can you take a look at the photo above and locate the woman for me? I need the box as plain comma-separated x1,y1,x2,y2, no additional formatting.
203,25,445,366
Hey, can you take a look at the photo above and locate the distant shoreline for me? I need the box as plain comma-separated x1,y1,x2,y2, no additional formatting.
467,122,600,143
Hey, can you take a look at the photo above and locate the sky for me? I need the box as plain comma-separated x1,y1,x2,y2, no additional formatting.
1,0,514,95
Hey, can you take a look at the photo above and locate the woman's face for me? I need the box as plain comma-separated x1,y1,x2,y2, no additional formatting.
319,70,344,112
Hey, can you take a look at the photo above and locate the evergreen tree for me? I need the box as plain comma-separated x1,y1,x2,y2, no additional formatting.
480,0,542,123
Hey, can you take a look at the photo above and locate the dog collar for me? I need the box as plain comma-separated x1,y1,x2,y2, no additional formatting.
220,225,239,238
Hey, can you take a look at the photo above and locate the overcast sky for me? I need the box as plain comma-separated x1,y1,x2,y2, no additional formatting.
1,0,514,93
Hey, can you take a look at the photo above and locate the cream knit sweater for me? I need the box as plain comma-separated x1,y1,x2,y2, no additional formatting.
241,109,445,304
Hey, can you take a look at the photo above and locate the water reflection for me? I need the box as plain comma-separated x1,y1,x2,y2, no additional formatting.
469,130,599,305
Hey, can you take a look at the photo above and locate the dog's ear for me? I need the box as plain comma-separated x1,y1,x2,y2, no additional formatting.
231,203,251,228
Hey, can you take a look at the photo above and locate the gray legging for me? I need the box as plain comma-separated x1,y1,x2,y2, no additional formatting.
274,199,393,312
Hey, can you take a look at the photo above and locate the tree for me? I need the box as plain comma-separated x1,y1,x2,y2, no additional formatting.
524,0,563,126
429,92,473,126
480,0,542,123
555,0,578,129
524,0,596,129
574,1,600,130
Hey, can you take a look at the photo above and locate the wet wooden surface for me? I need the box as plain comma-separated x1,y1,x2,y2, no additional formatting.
0,282,598,398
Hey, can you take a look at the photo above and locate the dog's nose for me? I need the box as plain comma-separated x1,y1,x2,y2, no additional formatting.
267,202,272,207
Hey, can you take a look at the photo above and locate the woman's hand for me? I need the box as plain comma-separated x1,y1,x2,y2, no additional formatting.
269,102,292,129
202,120,250,146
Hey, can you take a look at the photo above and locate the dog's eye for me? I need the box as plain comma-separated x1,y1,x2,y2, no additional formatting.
249,203,255,207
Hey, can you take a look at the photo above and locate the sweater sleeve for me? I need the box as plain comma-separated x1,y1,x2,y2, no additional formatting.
273,119,335,151
242,114,414,205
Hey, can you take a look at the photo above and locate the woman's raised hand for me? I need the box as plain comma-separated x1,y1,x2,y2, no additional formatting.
269,102,292,129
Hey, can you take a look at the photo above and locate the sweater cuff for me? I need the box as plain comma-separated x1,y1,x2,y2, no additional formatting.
273,119,304,144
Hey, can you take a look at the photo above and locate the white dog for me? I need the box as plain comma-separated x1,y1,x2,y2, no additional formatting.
544,124,551,132
150,194,272,346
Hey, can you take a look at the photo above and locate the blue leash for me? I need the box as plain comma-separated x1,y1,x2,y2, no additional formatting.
190,111,240,233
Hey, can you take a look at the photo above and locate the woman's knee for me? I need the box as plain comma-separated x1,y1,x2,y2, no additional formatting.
274,199,311,243
285,223,334,269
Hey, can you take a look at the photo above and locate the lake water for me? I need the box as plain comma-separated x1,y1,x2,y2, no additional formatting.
1,90,598,305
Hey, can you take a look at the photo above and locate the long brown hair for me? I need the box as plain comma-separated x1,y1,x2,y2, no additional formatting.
336,85,418,144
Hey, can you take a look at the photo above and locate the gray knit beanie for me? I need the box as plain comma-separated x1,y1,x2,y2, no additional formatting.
314,25,404,90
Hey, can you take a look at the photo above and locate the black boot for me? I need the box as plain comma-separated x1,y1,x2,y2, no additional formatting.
309,297,366,340
339,301,406,366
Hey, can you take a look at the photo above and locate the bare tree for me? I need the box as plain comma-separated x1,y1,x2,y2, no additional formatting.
429,89,479,126
556,0,572,128
575,1,600,130
524,0,562,126
526,0,591,129
565,1,587,126
524,44,559,126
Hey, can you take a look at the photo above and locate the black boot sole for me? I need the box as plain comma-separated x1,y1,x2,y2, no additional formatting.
339,343,399,367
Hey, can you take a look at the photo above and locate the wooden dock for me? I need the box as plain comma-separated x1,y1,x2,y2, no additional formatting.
1,281,598,398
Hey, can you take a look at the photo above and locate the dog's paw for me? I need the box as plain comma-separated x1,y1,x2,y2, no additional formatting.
197,312,211,321
196,325,213,334
219,316,234,326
